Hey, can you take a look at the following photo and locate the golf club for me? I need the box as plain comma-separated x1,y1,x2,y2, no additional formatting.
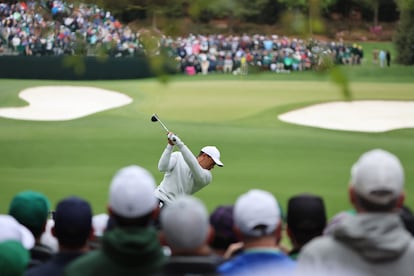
151,113,169,133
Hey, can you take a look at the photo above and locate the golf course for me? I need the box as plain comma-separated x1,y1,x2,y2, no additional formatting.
1,42,414,220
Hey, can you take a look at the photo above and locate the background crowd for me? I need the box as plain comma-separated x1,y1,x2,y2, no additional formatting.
1,0,387,76
1,148,414,275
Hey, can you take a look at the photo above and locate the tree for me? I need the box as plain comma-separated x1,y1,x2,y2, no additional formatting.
204,0,270,32
358,0,395,26
394,0,414,65
277,0,338,35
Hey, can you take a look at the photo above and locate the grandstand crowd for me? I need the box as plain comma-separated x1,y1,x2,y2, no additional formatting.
0,0,381,76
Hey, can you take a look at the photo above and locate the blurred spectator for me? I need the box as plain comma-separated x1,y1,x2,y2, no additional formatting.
8,190,53,268
0,240,30,276
40,219,59,253
26,196,93,276
209,205,239,257
297,149,414,276
159,195,223,275
379,50,386,67
386,50,391,67
89,213,109,250
0,214,34,276
286,193,326,260
0,214,35,249
400,205,414,236
218,189,296,276
65,165,166,276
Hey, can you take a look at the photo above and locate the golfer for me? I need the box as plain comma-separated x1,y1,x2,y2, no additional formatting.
155,132,223,206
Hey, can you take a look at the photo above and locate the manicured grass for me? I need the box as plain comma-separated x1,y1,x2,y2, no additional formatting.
1,71,414,222
1,38,413,220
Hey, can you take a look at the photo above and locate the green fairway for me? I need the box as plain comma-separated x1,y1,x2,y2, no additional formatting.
1,67,414,220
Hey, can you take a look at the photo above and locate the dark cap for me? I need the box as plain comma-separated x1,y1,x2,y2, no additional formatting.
8,191,50,238
54,196,92,247
287,194,327,236
209,205,238,250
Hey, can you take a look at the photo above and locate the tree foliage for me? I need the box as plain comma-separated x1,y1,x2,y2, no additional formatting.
394,0,414,65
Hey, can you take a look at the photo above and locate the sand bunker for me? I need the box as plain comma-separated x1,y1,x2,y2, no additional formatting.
278,100,414,133
0,86,132,121
0,87,413,133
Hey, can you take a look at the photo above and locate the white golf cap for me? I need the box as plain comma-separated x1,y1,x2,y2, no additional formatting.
0,214,35,250
109,165,158,218
234,189,281,237
201,146,223,167
350,149,404,205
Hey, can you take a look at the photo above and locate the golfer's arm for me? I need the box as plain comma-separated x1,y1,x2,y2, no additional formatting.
158,144,174,172
179,144,210,183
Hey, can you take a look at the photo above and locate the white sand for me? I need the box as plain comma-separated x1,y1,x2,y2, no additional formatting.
0,87,413,133
278,100,414,133
0,86,132,121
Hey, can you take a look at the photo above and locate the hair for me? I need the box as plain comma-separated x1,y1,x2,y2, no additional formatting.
56,231,90,249
242,224,275,241
400,205,414,236
290,227,324,246
355,193,398,212
110,212,153,227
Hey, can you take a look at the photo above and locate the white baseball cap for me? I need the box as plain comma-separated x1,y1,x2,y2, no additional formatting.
351,149,404,205
234,189,281,237
160,195,209,251
109,165,158,218
0,214,35,249
92,213,109,237
201,146,223,167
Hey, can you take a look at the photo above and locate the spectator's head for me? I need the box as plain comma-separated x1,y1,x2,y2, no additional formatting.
286,194,326,248
108,165,158,227
0,240,30,276
209,205,238,253
0,214,34,250
92,213,109,238
52,196,93,249
89,213,109,250
8,191,50,239
40,219,58,253
234,189,281,242
350,149,404,212
160,195,211,254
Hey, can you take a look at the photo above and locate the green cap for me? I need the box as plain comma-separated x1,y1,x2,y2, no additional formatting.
8,191,50,238
0,240,30,276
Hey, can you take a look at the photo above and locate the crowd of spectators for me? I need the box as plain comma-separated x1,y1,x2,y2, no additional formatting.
0,1,371,75
1,148,414,275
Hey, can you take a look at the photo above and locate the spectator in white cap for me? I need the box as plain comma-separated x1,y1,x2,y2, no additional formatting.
65,165,166,276
155,131,224,206
0,214,34,250
0,214,33,276
218,189,296,276
297,149,414,276
158,195,223,275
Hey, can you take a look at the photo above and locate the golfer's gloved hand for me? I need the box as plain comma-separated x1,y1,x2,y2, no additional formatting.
168,132,184,147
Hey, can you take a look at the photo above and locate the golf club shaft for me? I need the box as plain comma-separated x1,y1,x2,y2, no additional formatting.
154,115,169,133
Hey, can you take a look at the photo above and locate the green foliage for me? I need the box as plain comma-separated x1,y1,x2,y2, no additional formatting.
394,3,414,64
63,56,85,75
277,0,338,11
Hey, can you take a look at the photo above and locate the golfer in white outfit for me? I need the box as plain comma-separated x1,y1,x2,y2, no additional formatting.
155,132,223,206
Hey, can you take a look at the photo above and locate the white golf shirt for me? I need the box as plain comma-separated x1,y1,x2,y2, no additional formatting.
154,144,212,204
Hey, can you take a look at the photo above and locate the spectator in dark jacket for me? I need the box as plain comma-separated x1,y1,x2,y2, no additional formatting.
26,196,93,276
65,165,166,276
